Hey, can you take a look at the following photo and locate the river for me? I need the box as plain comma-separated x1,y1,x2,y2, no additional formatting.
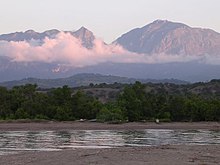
0,129,219,155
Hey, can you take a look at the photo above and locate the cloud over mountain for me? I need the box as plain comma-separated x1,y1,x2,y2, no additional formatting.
0,32,142,67
0,35,219,67
0,21,220,67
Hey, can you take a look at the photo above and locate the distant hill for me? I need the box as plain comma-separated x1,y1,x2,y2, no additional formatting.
81,79,220,103
0,73,188,88
142,79,220,97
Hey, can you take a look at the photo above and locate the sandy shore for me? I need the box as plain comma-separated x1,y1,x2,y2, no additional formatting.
0,121,219,131
0,145,219,165
0,122,219,165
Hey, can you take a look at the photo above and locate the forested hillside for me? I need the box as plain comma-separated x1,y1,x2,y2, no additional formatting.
0,80,219,122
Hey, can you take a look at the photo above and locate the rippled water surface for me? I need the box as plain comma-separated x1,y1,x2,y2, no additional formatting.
0,129,219,155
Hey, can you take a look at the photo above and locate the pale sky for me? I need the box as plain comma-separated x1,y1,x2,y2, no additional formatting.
0,0,219,43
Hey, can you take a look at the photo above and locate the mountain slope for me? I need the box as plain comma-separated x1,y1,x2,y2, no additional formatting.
0,29,60,41
0,54,219,82
115,20,220,55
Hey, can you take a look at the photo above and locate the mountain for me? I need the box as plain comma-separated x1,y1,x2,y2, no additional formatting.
2,20,220,55
0,73,188,89
0,27,95,49
0,20,220,82
115,20,220,55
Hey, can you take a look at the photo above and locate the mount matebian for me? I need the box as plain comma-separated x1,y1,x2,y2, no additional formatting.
0,20,220,82
115,20,220,55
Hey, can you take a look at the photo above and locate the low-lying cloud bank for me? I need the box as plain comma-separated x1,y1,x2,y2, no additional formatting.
0,32,219,66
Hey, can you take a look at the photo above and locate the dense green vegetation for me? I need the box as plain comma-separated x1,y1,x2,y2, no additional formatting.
0,81,220,122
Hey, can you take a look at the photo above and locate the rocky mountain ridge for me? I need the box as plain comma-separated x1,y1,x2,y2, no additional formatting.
0,27,95,49
1,20,220,55
115,20,220,55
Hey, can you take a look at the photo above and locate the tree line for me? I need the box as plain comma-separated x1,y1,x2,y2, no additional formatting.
0,82,219,122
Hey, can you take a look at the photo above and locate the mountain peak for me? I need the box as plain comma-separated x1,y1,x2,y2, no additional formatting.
147,19,187,29
73,26,95,49
43,29,60,37
78,26,89,32
153,19,169,24
75,26,94,36
44,29,60,33
115,20,220,55
24,29,36,34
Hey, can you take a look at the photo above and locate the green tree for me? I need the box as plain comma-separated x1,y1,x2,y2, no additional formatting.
97,103,125,122
118,82,146,121
71,91,102,119
0,87,11,119
54,106,72,121
15,108,29,119
49,85,72,106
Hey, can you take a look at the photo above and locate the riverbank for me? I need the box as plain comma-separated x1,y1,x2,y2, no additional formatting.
0,145,219,165
0,122,219,164
0,121,219,131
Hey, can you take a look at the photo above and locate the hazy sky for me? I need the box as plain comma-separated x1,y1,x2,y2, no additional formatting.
0,0,219,43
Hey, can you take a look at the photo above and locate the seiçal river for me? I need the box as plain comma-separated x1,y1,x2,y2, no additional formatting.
0,129,219,155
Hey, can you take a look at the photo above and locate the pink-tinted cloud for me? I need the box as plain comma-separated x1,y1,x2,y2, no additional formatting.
0,32,142,66
0,32,219,66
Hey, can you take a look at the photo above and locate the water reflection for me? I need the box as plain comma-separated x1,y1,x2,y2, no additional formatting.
0,129,219,155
